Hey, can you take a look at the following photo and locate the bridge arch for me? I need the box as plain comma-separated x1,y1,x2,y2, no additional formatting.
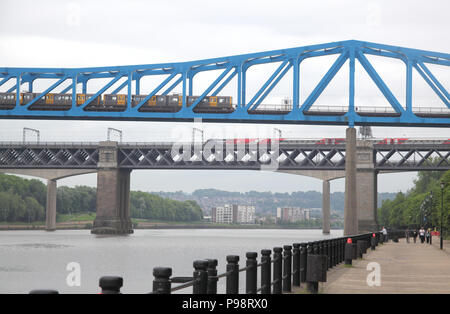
0,169,97,231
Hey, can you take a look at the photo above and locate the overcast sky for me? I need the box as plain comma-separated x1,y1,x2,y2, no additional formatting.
0,0,449,194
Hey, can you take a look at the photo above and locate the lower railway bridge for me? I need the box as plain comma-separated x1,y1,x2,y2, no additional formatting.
0,138,449,234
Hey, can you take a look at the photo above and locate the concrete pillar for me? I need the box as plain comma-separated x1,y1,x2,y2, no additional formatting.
322,180,330,234
46,179,57,231
344,127,358,236
356,141,378,233
92,141,133,235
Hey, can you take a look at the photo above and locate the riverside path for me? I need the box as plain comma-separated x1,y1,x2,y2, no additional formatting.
293,237,450,294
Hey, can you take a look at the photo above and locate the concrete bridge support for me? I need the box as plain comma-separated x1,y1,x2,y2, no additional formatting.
322,180,331,234
356,142,378,233
46,179,57,231
344,127,358,236
91,142,133,235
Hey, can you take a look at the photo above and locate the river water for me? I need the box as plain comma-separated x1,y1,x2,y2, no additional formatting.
0,228,342,294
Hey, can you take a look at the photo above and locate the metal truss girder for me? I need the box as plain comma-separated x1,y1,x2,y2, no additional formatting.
1,40,449,127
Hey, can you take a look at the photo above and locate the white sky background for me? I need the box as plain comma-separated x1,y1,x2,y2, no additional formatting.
0,0,449,194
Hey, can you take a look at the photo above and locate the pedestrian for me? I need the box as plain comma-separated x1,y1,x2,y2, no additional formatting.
413,229,418,243
405,228,410,243
419,227,425,243
381,226,388,242
426,228,431,244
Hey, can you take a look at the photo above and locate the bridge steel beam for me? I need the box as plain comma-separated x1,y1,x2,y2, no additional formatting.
92,141,133,235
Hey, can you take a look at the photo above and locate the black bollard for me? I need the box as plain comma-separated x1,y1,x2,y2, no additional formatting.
260,249,272,294
29,290,59,294
99,276,123,294
206,259,218,294
272,247,282,294
344,239,354,265
306,254,327,294
152,267,172,294
193,260,208,294
299,243,308,283
246,252,258,294
226,255,240,294
282,245,292,292
292,243,301,287
371,234,376,250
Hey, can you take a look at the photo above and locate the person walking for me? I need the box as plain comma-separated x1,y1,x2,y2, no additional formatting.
426,228,431,244
405,228,410,243
381,226,388,242
413,229,418,243
419,227,425,243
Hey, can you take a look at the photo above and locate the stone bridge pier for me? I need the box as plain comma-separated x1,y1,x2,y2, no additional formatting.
92,141,133,235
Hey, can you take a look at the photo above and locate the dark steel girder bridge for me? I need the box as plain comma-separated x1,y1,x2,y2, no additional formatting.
0,140,449,171
0,139,449,236
1,40,449,235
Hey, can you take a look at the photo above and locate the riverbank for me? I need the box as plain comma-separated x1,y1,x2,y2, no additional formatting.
0,220,342,231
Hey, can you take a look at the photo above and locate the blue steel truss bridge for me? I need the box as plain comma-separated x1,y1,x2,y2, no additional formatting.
0,40,449,127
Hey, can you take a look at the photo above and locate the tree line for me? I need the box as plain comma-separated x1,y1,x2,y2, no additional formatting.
0,173,203,222
378,170,449,236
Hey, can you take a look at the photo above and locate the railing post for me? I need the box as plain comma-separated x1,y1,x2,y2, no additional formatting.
299,243,308,283
152,267,172,294
332,239,338,266
292,243,301,286
100,276,123,294
371,234,376,250
193,260,208,294
341,239,345,263
323,240,329,270
260,249,272,294
282,245,292,292
226,255,240,294
206,259,218,294
272,247,283,294
313,241,319,255
246,252,258,294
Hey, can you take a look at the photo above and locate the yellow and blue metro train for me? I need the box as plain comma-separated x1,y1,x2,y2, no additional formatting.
0,92,234,113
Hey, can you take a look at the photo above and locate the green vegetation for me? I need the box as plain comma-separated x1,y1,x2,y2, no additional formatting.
0,173,203,223
378,170,450,237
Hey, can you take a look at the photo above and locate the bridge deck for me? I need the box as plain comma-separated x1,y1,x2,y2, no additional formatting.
301,238,450,294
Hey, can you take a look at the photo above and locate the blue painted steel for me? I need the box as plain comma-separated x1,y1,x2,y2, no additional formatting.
0,40,449,127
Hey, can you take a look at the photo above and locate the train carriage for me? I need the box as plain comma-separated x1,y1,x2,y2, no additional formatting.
0,92,21,109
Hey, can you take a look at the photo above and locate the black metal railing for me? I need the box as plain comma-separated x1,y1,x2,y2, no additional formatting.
31,231,399,294
146,232,384,295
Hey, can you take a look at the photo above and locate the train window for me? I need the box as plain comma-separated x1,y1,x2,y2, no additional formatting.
219,99,224,103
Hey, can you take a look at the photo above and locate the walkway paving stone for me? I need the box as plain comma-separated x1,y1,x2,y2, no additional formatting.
318,238,450,294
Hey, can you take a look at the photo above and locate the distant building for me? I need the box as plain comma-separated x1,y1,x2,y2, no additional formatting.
234,205,255,224
212,204,255,224
212,205,233,224
276,207,310,223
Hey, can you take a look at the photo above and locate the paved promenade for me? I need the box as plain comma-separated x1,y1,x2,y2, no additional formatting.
304,237,450,294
